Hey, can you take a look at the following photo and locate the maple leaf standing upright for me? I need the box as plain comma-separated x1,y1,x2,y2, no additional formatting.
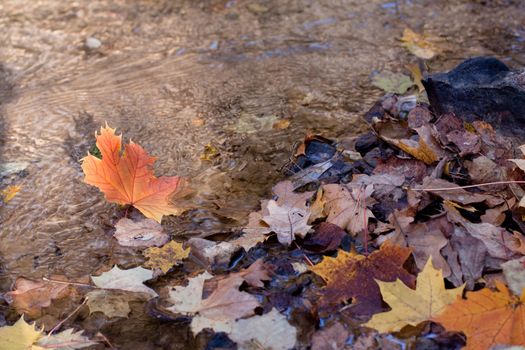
81,125,187,222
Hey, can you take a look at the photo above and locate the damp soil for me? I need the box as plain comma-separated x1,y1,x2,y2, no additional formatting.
1,0,525,349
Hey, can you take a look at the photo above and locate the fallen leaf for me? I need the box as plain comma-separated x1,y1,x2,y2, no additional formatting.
510,145,525,207
303,222,346,253
81,125,187,222
502,258,525,297
405,64,425,93
308,188,326,223
449,233,487,289
365,258,464,333
188,237,238,266
383,126,446,165
91,265,157,299
433,282,525,350
0,317,42,350
85,290,140,318
168,270,260,334
0,317,96,350
400,28,439,59
231,113,279,134
1,185,21,203
273,119,291,130
406,228,450,278
272,180,315,210
229,308,297,350
113,217,168,248
311,322,349,350
230,259,272,287
231,211,270,251
310,243,415,316
422,177,502,206
372,71,414,94
262,200,311,245
200,143,220,161
36,328,97,349
143,240,190,274
5,277,70,318
322,183,374,235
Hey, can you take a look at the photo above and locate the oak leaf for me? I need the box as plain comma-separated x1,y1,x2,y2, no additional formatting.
365,258,464,333
81,125,187,223
310,243,415,316
143,240,190,274
433,282,525,350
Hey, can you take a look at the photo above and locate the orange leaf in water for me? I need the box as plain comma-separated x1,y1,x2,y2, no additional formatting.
81,125,187,222
433,282,525,350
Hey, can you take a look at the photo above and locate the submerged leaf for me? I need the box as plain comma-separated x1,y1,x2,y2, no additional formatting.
113,217,168,248
143,240,190,274
372,71,414,94
91,265,157,299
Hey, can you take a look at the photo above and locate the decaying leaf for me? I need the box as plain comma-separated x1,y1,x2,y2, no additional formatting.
510,145,525,207
434,282,525,350
303,222,346,253
81,125,187,222
400,28,440,59
365,258,464,333
311,322,349,350
322,183,374,235
5,277,71,318
188,237,238,266
502,258,525,297
91,265,157,299
372,71,414,94
232,211,271,251
36,328,97,349
113,217,168,248
86,289,142,319
262,200,311,245
168,267,261,334
143,240,190,274
229,308,297,350
1,184,21,203
310,243,415,316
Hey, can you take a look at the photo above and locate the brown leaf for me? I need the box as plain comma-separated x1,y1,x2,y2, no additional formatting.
311,322,349,350
113,217,168,248
421,177,503,207
230,259,272,287
262,200,311,245
303,222,346,253
449,232,487,289
272,180,314,210
406,228,450,278
323,184,374,236
5,277,71,318
310,243,415,316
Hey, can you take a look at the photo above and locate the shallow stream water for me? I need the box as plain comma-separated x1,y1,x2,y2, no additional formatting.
1,0,525,348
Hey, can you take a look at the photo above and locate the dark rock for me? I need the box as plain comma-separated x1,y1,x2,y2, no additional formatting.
423,56,525,139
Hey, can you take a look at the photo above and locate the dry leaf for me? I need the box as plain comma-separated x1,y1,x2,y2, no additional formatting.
36,328,97,349
143,240,190,274
0,317,42,350
365,258,464,333
434,282,525,350
113,217,168,248
5,277,70,318
262,200,311,245
229,308,297,350
406,228,450,278
91,265,157,299
303,222,346,253
502,258,525,297
188,237,238,266
311,322,349,350
322,183,374,235
310,243,415,316
82,125,187,222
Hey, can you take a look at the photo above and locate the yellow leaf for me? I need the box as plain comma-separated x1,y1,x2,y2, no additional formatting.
1,185,21,203
143,241,190,274
365,258,464,333
400,28,439,59
0,317,43,350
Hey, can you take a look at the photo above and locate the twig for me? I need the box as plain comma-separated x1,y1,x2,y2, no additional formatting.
42,277,93,288
412,180,525,191
48,298,88,336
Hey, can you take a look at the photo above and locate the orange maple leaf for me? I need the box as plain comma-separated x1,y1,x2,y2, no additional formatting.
81,125,187,222
433,282,525,350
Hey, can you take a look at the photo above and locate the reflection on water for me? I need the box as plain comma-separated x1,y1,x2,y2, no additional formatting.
1,0,524,347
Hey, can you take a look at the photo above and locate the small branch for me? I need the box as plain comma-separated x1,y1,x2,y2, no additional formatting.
48,298,88,336
412,180,525,192
42,277,93,288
